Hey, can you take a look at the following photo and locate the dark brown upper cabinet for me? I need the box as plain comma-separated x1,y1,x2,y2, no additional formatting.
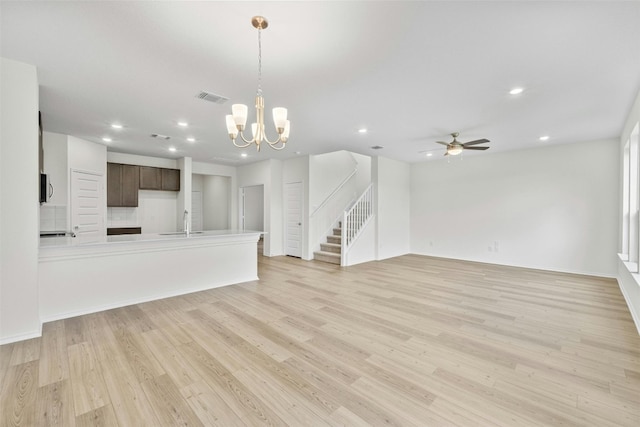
161,168,180,191
139,166,162,190
139,166,180,191
107,163,139,207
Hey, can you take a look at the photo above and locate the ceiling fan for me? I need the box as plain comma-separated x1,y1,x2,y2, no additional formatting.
435,132,490,156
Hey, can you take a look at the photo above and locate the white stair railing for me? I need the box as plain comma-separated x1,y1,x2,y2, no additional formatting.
310,169,358,255
341,184,373,265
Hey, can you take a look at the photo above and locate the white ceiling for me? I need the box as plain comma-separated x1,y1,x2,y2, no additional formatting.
2,1,640,165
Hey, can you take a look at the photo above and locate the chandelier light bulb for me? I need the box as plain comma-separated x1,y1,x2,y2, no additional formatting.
232,104,248,129
272,107,288,131
225,115,238,138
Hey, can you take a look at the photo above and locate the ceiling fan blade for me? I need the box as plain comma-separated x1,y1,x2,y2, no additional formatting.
463,146,489,150
435,141,449,146
462,138,490,146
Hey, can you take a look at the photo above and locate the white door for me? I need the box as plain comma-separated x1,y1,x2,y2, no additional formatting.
285,182,303,257
191,190,203,231
71,170,104,238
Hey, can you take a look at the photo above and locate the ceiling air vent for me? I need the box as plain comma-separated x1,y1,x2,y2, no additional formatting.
370,145,384,150
196,91,229,104
150,134,170,140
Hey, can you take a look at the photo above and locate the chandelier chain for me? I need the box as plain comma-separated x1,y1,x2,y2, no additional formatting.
257,27,263,96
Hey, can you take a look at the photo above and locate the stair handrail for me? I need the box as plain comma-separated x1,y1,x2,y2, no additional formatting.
310,167,358,217
341,184,374,265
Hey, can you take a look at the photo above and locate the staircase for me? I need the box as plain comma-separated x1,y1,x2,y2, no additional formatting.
313,224,342,265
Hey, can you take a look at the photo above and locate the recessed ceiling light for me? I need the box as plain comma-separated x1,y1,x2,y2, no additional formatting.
426,153,433,157
177,121,188,127
241,153,248,158
187,137,195,142
295,151,302,155
168,147,177,152
111,123,123,129
102,137,112,142
358,128,367,134
509,87,524,95
539,135,550,141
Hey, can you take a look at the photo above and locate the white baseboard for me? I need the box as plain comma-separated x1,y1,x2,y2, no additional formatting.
0,327,42,346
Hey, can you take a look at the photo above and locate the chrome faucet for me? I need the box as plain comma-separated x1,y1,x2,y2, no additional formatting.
183,209,190,235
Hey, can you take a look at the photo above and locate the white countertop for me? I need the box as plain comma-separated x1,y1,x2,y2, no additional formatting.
40,229,263,248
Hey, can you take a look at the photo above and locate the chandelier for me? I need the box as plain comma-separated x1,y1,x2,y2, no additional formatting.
225,16,290,151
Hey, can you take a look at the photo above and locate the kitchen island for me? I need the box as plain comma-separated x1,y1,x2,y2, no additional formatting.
38,230,262,322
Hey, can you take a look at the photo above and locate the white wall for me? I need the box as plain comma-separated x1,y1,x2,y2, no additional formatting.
309,151,358,210
270,161,284,255
193,161,237,229
203,175,231,230
68,135,107,176
351,152,372,194
42,131,68,205
242,185,264,231
40,132,69,232
177,157,192,232
374,156,411,260
411,139,619,277
107,151,177,169
140,191,179,233
237,159,283,256
0,58,41,343
107,192,178,233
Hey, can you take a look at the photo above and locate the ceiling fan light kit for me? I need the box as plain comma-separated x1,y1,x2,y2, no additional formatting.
225,16,290,151
436,132,490,156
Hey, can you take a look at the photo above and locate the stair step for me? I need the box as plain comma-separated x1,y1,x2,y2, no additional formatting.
320,242,341,254
333,228,342,236
313,251,341,265
327,235,341,244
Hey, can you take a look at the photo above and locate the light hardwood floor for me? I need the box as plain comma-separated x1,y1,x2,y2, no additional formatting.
1,254,639,426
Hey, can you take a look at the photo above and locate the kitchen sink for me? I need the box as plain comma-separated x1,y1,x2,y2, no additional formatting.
158,231,204,236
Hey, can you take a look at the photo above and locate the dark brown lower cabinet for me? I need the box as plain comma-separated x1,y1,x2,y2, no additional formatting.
107,227,142,235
